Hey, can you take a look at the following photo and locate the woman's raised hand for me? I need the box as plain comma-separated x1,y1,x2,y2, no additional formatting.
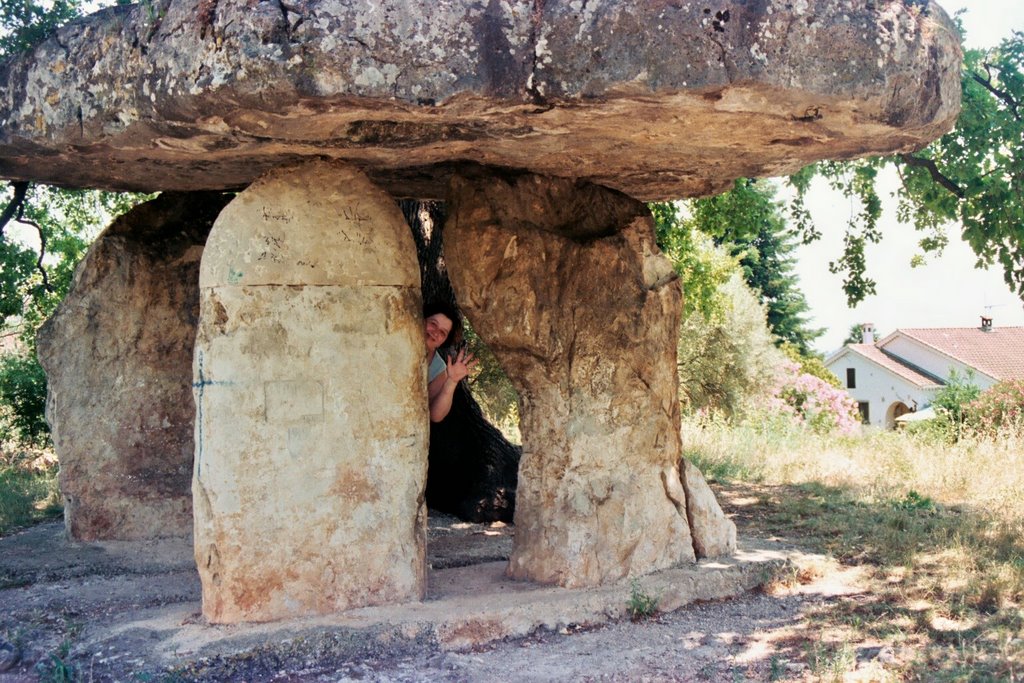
445,347,477,384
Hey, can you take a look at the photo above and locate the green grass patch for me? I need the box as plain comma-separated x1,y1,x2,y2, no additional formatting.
0,454,61,536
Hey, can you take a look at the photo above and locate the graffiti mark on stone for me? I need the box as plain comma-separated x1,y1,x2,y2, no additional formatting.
341,203,370,225
337,229,372,246
193,351,236,476
257,233,285,263
261,206,294,223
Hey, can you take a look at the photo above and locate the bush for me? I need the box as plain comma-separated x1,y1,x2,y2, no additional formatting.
902,413,957,443
931,369,982,441
762,360,861,435
0,353,49,446
677,271,785,416
966,380,1024,436
933,369,982,422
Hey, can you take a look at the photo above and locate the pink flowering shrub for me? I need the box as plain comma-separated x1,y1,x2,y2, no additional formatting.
965,380,1024,436
764,360,861,435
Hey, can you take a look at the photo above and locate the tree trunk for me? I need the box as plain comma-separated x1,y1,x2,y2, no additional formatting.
401,200,520,523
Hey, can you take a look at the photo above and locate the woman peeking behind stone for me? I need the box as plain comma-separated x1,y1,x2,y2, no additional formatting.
424,303,476,422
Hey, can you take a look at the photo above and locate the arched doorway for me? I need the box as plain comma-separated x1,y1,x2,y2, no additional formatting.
887,401,912,429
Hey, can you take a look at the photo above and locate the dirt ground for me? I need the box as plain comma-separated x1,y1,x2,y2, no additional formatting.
0,497,893,682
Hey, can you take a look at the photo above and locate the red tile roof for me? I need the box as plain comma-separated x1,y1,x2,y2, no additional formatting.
883,327,1024,382
845,344,943,388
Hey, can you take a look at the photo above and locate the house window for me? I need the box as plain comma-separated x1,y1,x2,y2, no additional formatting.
846,368,856,389
858,401,870,424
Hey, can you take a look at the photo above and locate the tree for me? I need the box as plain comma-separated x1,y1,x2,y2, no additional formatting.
401,200,519,524
779,342,842,389
843,324,866,346
0,0,83,57
0,184,145,342
790,30,1024,306
650,201,735,320
0,183,149,444
690,180,823,353
653,198,808,415
654,180,823,354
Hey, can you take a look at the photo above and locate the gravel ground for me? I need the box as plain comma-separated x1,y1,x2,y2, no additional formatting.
0,508,889,682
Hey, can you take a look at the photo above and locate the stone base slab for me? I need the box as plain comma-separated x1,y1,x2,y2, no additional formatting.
134,547,788,656
0,523,791,679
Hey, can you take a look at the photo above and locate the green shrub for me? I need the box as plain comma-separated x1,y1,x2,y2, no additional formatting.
931,369,982,441
627,579,658,621
35,640,75,683
677,271,785,416
464,322,521,443
903,414,957,444
933,369,982,422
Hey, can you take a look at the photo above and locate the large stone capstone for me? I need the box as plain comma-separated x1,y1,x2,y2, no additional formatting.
192,160,426,623
445,171,700,586
37,191,230,541
0,0,960,200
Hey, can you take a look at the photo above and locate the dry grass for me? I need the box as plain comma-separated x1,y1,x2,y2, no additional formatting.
684,416,1024,512
684,417,1024,681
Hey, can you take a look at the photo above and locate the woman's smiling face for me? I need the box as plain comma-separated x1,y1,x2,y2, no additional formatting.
424,313,453,353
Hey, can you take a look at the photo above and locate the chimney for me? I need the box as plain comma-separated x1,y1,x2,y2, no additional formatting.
981,316,993,332
861,322,875,344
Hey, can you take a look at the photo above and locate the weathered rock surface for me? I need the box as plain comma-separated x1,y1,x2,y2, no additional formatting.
0,0,960,200
37,191,231,541
680,458,737,558
192,160,427,623
445,171,695,587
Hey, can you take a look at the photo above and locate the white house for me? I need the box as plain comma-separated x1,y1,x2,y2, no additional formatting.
825,320,1024,428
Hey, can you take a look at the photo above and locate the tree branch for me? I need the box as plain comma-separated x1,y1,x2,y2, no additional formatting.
0,181,30,237
898,154,966,199
16,217,52,293
972,64,1021,121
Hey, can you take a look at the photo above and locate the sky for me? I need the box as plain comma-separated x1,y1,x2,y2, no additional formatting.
792,0,1024,355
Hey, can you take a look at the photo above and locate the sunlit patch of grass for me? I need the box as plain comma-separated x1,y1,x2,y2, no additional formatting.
805,636,856,682
0,446,62,536
687,416,1024,680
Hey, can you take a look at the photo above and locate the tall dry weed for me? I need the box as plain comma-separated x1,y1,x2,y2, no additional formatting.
682,416,1024,517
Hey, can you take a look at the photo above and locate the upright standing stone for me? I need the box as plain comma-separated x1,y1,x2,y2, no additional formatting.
193,160,426,623
446,172,696,588
38,192,230,540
